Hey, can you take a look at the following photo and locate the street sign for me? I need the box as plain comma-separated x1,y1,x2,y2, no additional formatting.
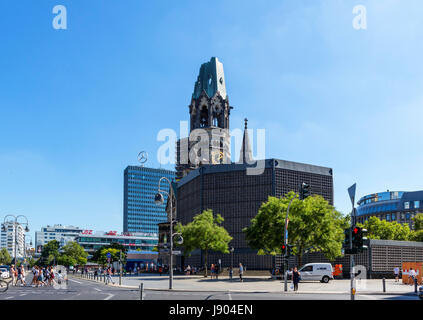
160,248,169,253
172,250,181,255
106,252,111,259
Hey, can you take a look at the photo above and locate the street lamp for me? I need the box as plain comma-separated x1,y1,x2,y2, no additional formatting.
154,177,183,290
284,195,297,292
2,215,30,266
229,247,234,281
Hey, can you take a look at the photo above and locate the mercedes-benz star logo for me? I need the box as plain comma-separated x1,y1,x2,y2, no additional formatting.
137,151,148,165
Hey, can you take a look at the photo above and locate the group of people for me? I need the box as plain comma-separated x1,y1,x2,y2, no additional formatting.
9,265,26,286
30,266,61,287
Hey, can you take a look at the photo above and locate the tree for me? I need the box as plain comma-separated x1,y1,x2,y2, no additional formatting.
358,217,411,241
0,248,12,265
91,243,126,266
57,241,88,267
176,209,232,277
39,240,60,266
95,248,125,267
412,213,423,231
244,192,347,267
411,230,423,242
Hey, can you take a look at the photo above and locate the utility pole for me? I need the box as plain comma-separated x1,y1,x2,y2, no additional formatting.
119,250,123,286
348,184,357,301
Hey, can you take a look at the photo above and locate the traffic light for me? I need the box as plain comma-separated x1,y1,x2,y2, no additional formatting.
352,226,368,253
343,227,357,255
300,182,310,200
282,244,287,256
287,245,293,257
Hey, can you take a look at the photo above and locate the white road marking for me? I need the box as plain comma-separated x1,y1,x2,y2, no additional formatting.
359,294,377,300
94,288,102,292
228,292,232,300
68,279,82,284
19,293,27,296
104,293,114,300
5,296,14,299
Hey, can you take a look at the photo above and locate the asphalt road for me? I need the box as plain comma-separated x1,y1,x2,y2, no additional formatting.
0,276,420,300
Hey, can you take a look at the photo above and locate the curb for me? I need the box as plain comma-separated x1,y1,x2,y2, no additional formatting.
70,276,418,295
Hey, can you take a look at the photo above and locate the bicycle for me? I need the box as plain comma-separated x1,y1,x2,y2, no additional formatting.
0,279,9,293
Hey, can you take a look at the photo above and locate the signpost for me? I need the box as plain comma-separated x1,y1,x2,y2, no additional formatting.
348,183,357,301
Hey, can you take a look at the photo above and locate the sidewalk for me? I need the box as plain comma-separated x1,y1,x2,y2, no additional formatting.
73,273,418,295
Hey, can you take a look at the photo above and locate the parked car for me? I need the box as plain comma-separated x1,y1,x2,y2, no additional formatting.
0,268,10,279
419,286,423,300
298,263,334,283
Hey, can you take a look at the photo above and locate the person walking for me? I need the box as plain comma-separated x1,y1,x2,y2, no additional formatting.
105,267,115,285
409,268,416,286
394,266,400,282
292,267,301,292
210,264,215,279
10,265,16,286
239,263,244,282
215,263,219,280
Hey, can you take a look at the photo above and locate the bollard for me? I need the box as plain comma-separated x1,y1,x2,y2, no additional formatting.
382,277,386,292
140,283,144,300
415,278,418,294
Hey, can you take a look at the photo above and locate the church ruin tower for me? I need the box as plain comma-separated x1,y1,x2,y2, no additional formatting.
176,57,233,180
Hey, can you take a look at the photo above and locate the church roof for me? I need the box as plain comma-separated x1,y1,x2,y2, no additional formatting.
238,118,254,164
192,57,227,100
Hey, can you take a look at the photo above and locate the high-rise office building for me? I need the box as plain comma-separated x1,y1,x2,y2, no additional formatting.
123,166,176,235
0,222,25,259
35,224,83,248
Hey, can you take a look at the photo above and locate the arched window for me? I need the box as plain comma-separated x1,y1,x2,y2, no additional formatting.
200,106,208,127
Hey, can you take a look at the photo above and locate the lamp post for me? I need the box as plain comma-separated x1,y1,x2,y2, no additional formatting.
2,215,29,266
155,177,183,290
229,247,234,281
284,195,297,292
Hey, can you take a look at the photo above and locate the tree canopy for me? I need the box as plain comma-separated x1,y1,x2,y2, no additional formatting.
0,248,12,265
244,192,347,267
57,241,88,267
358,216,412,241
412,213,423,231
176,209,232,276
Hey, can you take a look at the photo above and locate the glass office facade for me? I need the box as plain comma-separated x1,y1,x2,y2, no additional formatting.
357,190,423,229
123,166,175,235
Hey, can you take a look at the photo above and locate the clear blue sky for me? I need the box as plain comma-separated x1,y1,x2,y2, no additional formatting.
1,1,423,242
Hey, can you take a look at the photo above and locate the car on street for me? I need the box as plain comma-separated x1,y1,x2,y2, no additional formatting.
298,263,334,283
419,286,423,300
0,267,10,279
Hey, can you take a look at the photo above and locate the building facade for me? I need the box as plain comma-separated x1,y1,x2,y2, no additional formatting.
75,230,158,255
176,57,232,180
35,224,83,248
1,222,25,259
356,190,423,229
123,166,175,235
176,159,334,270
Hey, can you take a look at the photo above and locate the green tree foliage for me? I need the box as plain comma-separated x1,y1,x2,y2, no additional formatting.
244,192,347,267
57,241,88,267
0,248,12,265
358,217,411,240
412,213,423,231
39,240,60,266
411,229,423,242
95,248,125,267
91,243,126,266
176,209,232,277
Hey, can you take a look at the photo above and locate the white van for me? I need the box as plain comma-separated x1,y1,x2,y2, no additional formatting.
298,263,334,283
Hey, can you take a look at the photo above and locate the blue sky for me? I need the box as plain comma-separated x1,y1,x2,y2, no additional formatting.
1,1,423,241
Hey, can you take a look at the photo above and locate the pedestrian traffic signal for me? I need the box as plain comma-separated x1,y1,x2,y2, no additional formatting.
287,245,293,257
343,227,357,254
282,244,287,256
300,182,310,200
352,226,368,253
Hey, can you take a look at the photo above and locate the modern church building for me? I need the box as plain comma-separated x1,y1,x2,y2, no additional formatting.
174,57,334,270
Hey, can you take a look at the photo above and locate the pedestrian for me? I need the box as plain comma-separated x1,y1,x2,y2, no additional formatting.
394,266,400,282
105,267,115,285
215,263,219,280
10,265,16,286
210,264,215,279
239,263,244,282
159,266,163,276
292,267,301,292
409,268,416,286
